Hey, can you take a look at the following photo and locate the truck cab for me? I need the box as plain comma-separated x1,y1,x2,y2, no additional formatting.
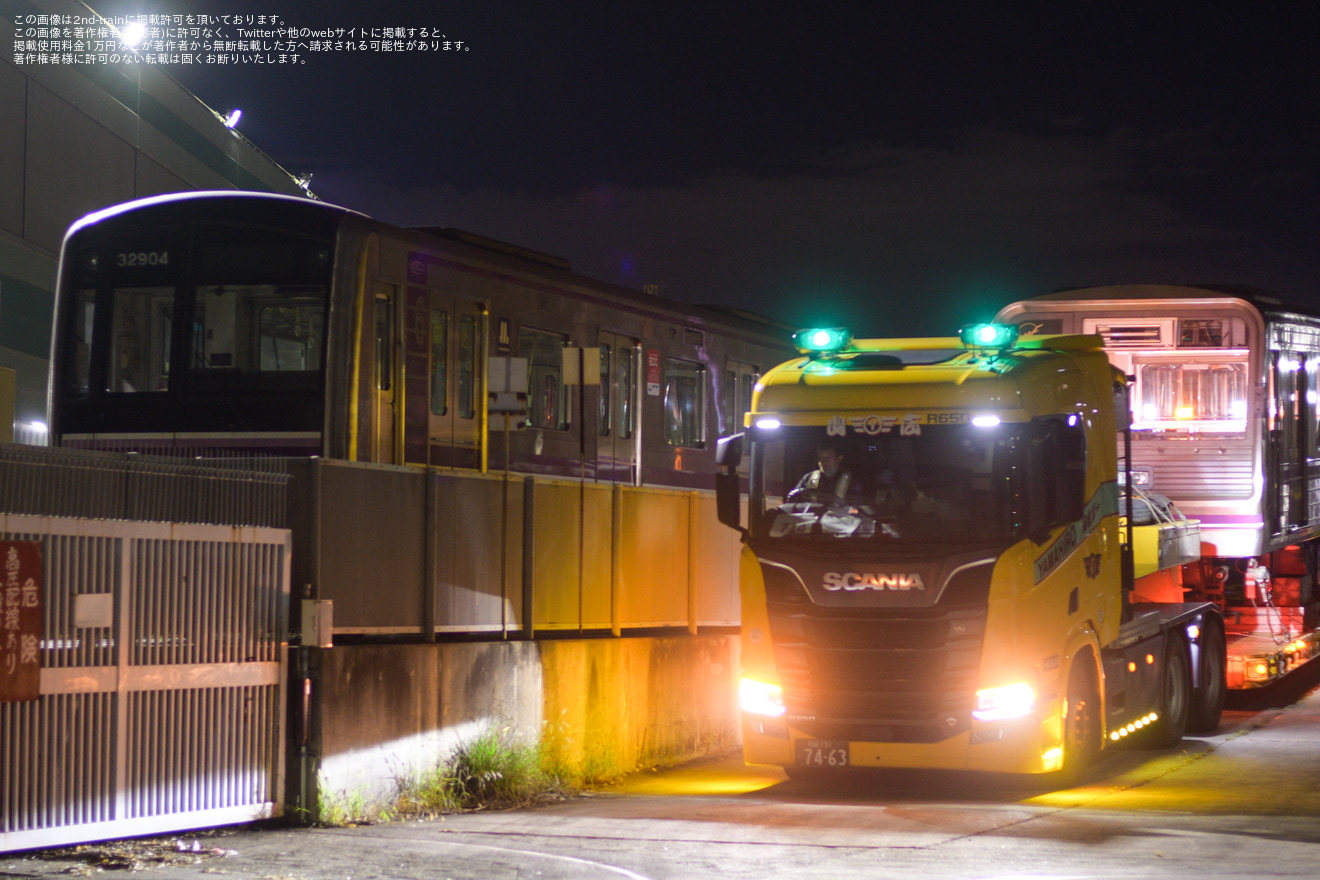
717,324,1225,777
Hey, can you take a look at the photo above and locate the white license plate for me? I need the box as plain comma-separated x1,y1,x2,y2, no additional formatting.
795,739,850,768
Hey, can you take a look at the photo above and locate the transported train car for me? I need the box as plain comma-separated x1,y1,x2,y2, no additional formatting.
47,191,790,487
996,285,1320,686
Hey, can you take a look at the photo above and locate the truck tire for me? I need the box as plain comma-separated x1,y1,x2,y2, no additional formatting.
1146,634,1191,749
1187,622,1226,734
1060,654,1100,781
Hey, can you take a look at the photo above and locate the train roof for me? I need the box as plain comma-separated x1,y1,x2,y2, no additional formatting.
62,190,793,347
1032,284,1320,319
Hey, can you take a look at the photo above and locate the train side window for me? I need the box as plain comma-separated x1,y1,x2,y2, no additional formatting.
519,326,568,430
664,359,707,448
619,347,635,439
375,295,393,392
430,309,447,414
722,369,736,435
599,344,612,436
740,371,760,427
722,360,759,435
458,314,477,419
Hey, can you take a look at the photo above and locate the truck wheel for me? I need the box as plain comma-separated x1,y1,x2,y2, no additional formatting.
1146,635,1191,749
1060,656,1100,781
1187,622,1226,734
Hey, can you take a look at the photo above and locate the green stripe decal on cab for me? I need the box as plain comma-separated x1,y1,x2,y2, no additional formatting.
1033,482,1118,584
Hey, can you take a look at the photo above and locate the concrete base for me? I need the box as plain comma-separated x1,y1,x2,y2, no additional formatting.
312,635,740,813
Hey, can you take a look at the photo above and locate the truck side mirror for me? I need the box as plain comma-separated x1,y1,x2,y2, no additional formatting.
715,434,746,533
715,472,744,532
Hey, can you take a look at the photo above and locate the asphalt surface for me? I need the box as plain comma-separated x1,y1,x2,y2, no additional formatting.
5,662,1320,880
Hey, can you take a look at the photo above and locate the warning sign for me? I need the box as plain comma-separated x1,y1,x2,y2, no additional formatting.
1,541,42,703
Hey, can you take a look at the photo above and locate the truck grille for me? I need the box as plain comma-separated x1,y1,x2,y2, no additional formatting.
763,564,990,743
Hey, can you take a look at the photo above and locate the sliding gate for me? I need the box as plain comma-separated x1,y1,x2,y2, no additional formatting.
1,513,290,852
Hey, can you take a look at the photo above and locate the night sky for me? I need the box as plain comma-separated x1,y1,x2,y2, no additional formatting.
133,1,1319,334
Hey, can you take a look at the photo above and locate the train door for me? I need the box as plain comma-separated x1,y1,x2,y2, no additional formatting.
427,293,486,469
372,282,399,463
597,332,640,483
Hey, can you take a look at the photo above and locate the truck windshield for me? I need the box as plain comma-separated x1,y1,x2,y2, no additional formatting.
753,424,1022,547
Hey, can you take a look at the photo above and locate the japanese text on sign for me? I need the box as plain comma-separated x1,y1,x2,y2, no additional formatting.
1,541,42,703
12,13,471,66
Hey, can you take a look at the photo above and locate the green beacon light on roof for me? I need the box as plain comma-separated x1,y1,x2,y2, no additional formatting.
793,327,852,354
959,323,1019,350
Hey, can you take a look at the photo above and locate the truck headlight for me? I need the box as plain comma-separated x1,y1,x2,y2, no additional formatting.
972,682,1035,721
740,678,786,717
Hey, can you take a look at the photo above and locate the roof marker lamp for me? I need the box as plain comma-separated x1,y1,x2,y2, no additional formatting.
223,109,243,129
972,682,1035,721
793,327,852,354
960,323,1019,350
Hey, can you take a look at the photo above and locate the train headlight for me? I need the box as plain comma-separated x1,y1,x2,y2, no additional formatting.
972,682,1035,721
740,678,786,717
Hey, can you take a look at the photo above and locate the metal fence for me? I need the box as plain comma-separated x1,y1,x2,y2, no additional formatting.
0,514,290,852
0,443,289,528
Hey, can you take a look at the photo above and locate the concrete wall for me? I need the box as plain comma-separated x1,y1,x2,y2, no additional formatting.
312,635,740,812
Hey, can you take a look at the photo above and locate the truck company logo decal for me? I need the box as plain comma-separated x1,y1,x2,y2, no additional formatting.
822,571,926,591
1032,482,1118,584
828,413,974,438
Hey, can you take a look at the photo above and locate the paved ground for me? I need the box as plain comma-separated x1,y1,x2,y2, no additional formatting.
5,663,1320,879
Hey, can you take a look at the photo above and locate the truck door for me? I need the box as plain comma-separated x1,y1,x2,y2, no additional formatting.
597,331,639,484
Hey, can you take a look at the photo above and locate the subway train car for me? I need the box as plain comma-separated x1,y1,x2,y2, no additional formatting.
996,285,1320,682
48,191,790,487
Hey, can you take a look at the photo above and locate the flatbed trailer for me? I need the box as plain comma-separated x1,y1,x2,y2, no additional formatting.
998,286,1320,691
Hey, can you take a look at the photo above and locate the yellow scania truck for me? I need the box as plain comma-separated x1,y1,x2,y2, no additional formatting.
714,324,1226,777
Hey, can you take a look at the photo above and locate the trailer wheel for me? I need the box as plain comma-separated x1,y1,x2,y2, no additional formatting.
1187,621,1226,734
1146,635,1191,749
1060,655,1100,781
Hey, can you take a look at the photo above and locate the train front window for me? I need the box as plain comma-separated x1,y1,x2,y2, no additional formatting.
1133,356,1249,437
193,285,324,375
66,288,96,397
107,287,173,393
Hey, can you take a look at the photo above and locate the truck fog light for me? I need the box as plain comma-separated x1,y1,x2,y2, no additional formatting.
972,682,1035,721
740,678,786,717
